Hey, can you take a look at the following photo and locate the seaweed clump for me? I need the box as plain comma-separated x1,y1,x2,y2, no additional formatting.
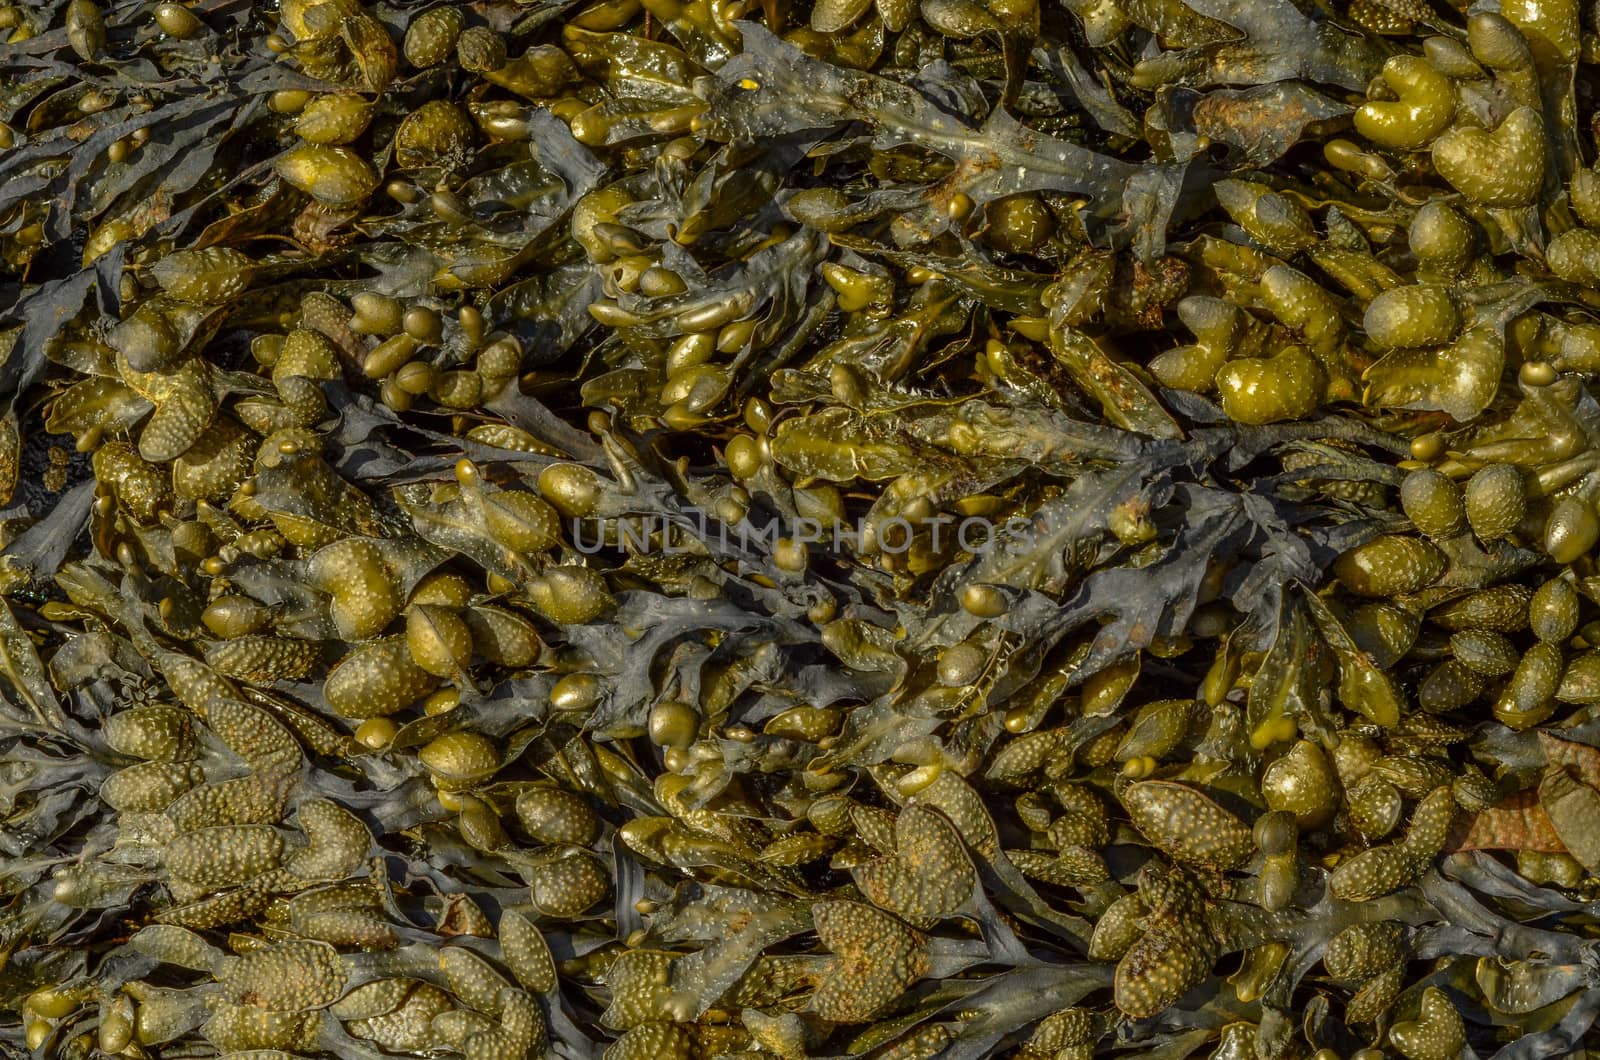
7,0,1600,1058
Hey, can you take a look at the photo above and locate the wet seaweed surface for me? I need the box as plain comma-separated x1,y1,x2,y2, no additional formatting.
8,0,1600,1058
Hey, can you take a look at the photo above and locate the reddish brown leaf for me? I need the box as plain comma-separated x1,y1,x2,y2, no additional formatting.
1539,732,1600,789
1446,789,1566,854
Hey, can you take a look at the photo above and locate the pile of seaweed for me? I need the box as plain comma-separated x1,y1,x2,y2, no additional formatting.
4,0,1600,1057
